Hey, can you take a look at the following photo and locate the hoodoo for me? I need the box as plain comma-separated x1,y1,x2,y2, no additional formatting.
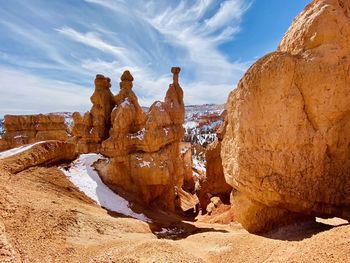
72,74,115,153
96,68,190,211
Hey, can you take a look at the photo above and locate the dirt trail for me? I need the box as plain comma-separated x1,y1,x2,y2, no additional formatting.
0,165,349,262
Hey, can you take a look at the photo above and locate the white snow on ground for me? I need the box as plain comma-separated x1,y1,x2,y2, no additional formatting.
154,227,185,236
60,153,151,222
0,141,45,159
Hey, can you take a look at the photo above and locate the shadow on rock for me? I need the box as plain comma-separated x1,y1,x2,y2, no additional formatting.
261,219,349,241
148,221,228,240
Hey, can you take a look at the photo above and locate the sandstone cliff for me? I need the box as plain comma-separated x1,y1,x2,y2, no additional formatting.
2,114,69,148
222,0,350,233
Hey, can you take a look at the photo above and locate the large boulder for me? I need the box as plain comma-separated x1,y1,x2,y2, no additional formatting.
98,68,186,211
222,0,350,233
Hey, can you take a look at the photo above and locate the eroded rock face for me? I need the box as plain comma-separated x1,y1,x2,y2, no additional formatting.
222,0,350,233
72,74,115,153
0,139,9,152
198,119,232,213
3,114,69,148
97,68,186,210
0,140,76,174
180,142,195,192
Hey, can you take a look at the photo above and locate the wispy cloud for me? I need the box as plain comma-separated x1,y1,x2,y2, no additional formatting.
0,0,252,116
56,27,128,61
0,66,91,116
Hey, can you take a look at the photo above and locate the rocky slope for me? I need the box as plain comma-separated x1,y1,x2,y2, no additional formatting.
222,0,350,233
0,156,349,262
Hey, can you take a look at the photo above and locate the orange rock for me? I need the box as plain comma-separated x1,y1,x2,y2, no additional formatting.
72,74,115,153
2,114,69,148
0,139,9,152
98,68,186,211
222,0,350,233
198,124,232,213
180,142,195,192
0,140,76,174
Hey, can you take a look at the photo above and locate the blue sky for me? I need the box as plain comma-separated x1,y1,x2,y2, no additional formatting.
0,0,310,116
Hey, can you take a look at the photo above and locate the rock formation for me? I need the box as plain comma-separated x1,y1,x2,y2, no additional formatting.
222,0,350,233
0,139,8,152
198,119,232,213
2,114,69,148
180,142,195,192
0,140,76,174
72,74,115,153
97,68,187,211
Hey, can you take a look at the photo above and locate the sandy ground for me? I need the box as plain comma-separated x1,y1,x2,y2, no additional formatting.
0,165,350,263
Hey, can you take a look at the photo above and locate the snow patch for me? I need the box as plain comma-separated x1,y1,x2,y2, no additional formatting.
60,153,150,222
154,227,185,236
130,128,145,140
193,158,206,172
163,127,169,136
13,135,27,139
121,98,130,108
139,160,151,168
155,101,165,112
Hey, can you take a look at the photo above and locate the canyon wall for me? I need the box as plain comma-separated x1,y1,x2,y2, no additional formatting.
222,0,350,233
2,114,69,149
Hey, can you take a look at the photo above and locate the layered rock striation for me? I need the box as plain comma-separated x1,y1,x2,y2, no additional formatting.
222,0,350,233
2,114,69,148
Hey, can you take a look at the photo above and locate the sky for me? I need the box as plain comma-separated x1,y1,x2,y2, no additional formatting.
0,0,310,117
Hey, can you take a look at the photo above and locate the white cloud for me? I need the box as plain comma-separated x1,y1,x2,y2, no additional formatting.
56,27,128,62
0,66,92,117
204,0,249,31
0,0,252,116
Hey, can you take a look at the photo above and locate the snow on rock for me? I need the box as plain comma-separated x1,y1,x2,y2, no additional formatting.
121,98,130,108
130,128,145,140
139,160,151,168
60,153,151,222
0,141,45,159
193,157,206,173
155,101,165,112
163,127,169,136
